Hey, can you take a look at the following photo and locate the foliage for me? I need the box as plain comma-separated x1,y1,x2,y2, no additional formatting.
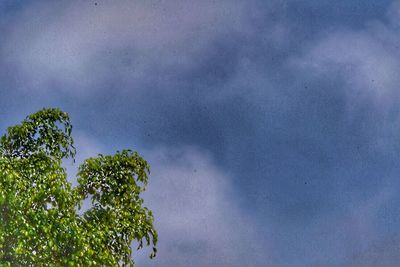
0,108,157,266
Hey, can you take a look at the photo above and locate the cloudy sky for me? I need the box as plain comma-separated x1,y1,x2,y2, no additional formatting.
3,0,400,266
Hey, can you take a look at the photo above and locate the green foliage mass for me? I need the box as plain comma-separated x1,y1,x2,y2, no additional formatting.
0,108,157,266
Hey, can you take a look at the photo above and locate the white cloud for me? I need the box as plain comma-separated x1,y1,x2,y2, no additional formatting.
289,1,400,156
63,134,271,266
295,29,400,102
304,187,394,266
339,187,396,267
2,0,252,95
134,146,272,267
292,1,400,106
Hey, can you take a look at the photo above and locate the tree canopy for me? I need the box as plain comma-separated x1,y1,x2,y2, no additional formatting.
0,108,157,266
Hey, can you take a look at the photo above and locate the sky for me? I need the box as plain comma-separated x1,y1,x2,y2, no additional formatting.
2,0,400,266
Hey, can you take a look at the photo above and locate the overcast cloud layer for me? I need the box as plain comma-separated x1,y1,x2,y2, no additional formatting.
3,0,400,266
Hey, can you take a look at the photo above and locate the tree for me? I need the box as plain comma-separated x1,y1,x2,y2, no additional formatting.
0,108,157,266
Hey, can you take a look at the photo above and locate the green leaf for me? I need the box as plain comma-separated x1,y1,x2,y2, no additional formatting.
0,108,157,266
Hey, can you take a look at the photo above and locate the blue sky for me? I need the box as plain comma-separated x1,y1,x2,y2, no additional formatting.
2,0,400,266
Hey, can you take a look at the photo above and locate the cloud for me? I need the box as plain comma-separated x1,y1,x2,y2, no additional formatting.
336,187,398,267
343,236,400,267
289,1,400,157
63,133,271,266
292,7,400,105
294,186,395,267
2,0,255,96
134,146,273,267
7,1,400,266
